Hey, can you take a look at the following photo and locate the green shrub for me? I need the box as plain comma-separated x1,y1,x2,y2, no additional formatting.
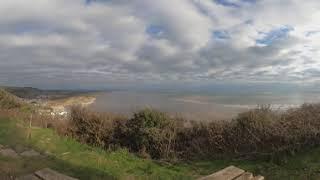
124,108,176,159
69,106,115,147
0,89,23,109
67,103,320,162
175,120,228,159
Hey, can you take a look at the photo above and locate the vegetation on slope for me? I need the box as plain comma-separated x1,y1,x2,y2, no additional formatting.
2,86,93,100
66,104,320,162
2,113,320,179
0,88,34,114
0,89,23,109
0,115,194,179
2,88,320,179
2,87,45,99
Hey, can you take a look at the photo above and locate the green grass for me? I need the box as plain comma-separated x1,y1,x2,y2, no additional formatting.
27,128,194,179
0,117,194,179
1,116,320,179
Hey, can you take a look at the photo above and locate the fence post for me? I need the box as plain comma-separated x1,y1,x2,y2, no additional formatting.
28,114,32,139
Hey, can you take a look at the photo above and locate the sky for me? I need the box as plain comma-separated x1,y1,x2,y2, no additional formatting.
0,0,319,90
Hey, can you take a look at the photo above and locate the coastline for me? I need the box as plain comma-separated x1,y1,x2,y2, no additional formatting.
45,95,97,115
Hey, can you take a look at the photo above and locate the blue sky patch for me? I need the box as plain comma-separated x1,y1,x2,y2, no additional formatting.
12,21,52,35
214,0,239,7
306,30,320,37
214,0,257,7
212,30,230,40
256,26,294,45
85,0,111,6
84,0,103,5
146,25,164,38
85,0,92,5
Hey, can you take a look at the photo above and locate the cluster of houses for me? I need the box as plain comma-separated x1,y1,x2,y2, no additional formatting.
37,106,68,117
27,95,95,117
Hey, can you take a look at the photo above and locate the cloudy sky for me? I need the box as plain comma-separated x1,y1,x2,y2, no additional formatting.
0,0,319,89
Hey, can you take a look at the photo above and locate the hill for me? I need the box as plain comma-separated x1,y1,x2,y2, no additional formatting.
0,88,24,109
1,86,93,100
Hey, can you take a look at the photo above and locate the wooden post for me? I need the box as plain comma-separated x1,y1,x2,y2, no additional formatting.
28,114,32,139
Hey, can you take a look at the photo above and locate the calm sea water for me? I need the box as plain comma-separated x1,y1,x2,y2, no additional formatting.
89,91,320,121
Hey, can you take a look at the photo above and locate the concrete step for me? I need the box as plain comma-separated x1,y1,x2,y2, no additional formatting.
20,150,41,157
197,165,264,180
0,148,19,158
252,175,264,180
16,174,41,180
234,172,253,180
34,168,78,180
198,166,245,180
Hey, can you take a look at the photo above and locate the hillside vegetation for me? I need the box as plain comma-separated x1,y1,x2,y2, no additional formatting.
0,117,194,179
65,104,320,162
2,86,91,100
0,88,24,109
2,110,320,179
2,88,320,179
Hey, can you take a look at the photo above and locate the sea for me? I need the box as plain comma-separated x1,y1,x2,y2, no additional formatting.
89,88,320,121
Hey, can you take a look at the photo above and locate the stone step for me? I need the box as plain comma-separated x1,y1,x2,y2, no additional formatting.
20,150,41,157
197,165,264,180
234,172,253,180
35,168,78,180
198,166,245,180
252,175,264,180
16,174,41,180
0,148,19,158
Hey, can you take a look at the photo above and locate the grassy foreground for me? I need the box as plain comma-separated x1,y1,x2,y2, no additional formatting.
1,116,320,179
0,117,191,179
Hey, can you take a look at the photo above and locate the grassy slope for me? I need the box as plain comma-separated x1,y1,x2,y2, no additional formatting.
0,86,320,180
1,117,320,180
0,117,194,179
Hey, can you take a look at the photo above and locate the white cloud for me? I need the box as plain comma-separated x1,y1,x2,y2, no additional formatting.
0,0,319,89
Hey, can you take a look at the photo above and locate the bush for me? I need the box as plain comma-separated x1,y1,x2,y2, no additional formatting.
69,106,115,147
175,104,320,160
63,104,320,161
227,106,281,156
0,89,23,109
123,108,177,159
68,108,178,159
175,120,229,159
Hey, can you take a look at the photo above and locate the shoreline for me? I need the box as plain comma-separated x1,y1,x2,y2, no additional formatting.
44,95,97,115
